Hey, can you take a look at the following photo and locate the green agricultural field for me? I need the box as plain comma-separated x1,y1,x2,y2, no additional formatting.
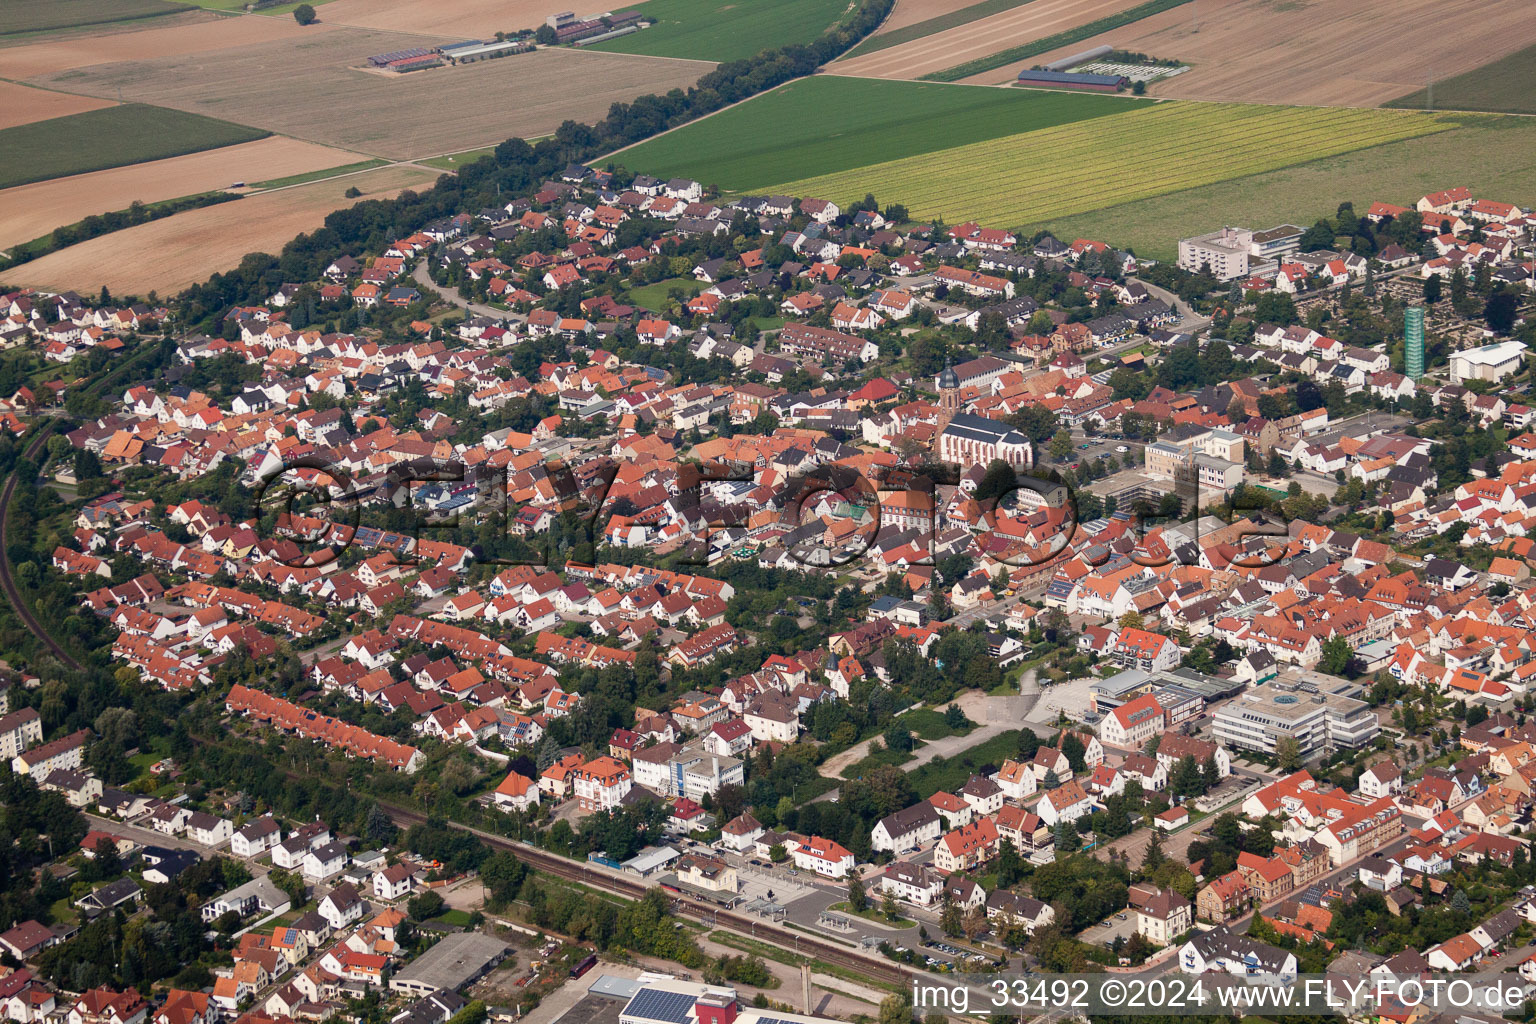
1028,114,1536,260
839,0,1030,58
612,76,1147,192
0,0,186,35
583,0,846,62
1386,43,1536,115
0,104,269,190
760,102,1450,233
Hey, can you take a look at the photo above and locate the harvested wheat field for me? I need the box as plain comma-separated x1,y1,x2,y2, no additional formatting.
4,164,437,295
870,0,997,35
317,0,580,39
971,0,1536,104
32,33,709,159
0,82,114,129
832,0,1145,79
0,10,322,79
0,137,363,249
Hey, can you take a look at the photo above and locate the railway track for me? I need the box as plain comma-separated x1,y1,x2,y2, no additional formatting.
379,801,913,989
0,421,83,671
0,338,166,674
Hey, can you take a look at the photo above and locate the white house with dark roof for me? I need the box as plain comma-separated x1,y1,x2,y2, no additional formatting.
871,802,940,854
231,816,283,858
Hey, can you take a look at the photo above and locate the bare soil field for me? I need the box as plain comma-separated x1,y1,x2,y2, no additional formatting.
970,0,1536,104
0,82,114,129
871,0,992,35
0,10,320,78
0,137,361,249
831,0,1145,79
316,0,580,39
3,164,438,296
31,31,709,159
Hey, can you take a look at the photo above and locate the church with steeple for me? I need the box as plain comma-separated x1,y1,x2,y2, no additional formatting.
931,358,1033,469
935,359,961,433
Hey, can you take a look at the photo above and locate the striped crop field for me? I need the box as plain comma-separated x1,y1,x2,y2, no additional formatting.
757,101,1452,229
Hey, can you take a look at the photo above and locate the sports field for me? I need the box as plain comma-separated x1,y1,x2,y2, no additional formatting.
584,0,849,62
0,103,268,189
0,0,185,35
1387,43,1536,115
612,76,1146,191
1025,114,1536,260
758,102,1450,228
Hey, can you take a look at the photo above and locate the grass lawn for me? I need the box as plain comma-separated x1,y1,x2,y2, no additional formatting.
764,101,1450,238
909,731,1019,798
1024,113,1534,260
126,750,158,782
793,776,840,805
251,159,387,189
584,0,846,62
420,148,497,172
0,104,268,190
612,76,1145,192
841,0,1030,57
0,0,185,35
826,901,913,927
899,707,974,741
1386,43,1536,115
48,896,76,925
433,908,474,926
626,276,699,310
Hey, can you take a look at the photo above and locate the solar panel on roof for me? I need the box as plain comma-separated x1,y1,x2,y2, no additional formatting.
625,989,696,1024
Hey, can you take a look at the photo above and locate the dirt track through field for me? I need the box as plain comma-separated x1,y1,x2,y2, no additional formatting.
831,0,1145,79
963,0,1536,104
0,81,115,128
0,136,363,249
3,164,438,295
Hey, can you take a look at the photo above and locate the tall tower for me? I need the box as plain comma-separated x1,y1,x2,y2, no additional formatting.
1405,305,1425,380
936,359,961,431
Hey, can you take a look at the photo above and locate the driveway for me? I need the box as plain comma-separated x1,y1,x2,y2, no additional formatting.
412,260,518,321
